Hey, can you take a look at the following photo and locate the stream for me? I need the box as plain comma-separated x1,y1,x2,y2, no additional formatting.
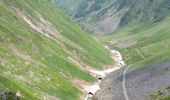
84,47,125,100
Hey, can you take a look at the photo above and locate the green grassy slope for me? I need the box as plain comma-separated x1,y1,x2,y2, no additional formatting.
54,0,170,79
0,0,114,100
98,0,170,70
105,17,170,69
55,0,170,99
94,1,170,98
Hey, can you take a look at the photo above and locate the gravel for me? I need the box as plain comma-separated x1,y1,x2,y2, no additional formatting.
93,61,170,100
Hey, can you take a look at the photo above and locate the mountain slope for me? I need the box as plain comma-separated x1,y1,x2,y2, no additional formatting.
52,0,83,16
0,0,114,100
55,0,122,34
58,0,170,35
75,0,122,34
56,0,170,99
94,1,170,99
96,0,170,67
56,0,170,66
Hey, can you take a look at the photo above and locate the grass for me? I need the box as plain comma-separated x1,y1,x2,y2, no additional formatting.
55,0,170,99
98,16,170,70
160,97,170,100
0,0,114,100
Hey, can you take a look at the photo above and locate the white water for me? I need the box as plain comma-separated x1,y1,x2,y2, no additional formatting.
84,47,125,100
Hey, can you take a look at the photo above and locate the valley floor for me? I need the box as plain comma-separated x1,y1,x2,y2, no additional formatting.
93,61,170,100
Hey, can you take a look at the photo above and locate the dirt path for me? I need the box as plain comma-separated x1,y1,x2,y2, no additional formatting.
122,66,129,100
93,60,170,100
135,48,144,58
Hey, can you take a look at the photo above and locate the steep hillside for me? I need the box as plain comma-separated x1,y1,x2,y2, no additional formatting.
94,1,170,99
104,16,170,71
0,0,114,100
118,0,170,26
53,0,83,16
56,0,170,99
74,0,121,34
59,0,170,35
57,0,170,67
97,0,170,67
55,0,122,34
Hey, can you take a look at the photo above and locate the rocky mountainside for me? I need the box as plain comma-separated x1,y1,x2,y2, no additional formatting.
52,0,83,16
0,0,114,100
56,0,170,34
55,0,121,34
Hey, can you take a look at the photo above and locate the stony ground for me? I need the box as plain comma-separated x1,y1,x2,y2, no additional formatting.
92,68,125,100
93,61,170,100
